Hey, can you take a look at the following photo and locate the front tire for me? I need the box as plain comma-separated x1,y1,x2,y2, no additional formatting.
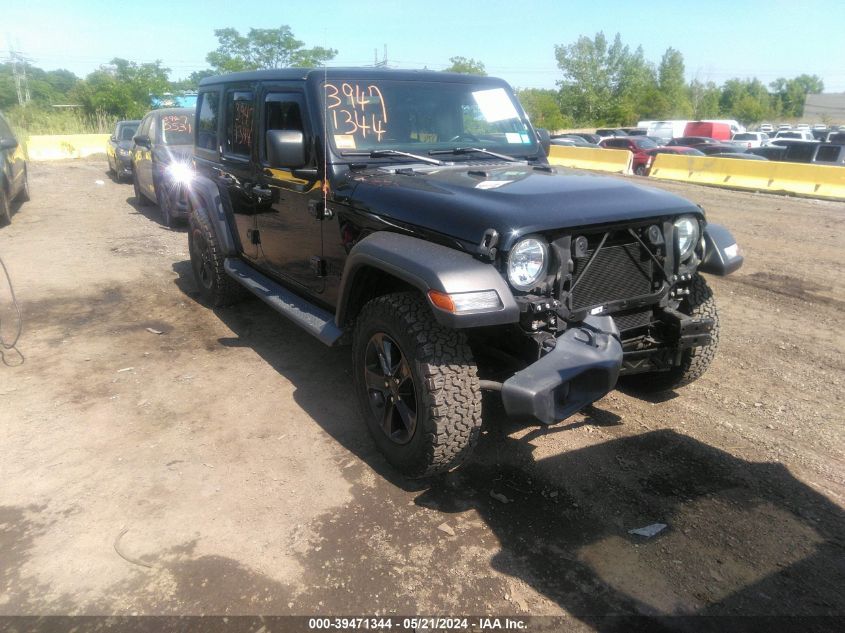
634,164,646,176
625,273,720,392
156,181,173,228
352,292,482,478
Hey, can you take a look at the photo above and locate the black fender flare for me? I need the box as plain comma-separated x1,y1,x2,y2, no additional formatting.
336,232,520,329
185,175,239,256
699,223,743,276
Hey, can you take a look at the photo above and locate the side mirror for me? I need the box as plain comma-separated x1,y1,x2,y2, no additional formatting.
133,135,151,148
266,129,305,169
110,135,117,142
0,138,19,150
535,128,551,156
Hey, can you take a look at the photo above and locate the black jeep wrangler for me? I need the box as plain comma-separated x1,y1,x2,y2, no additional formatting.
186,69,743,478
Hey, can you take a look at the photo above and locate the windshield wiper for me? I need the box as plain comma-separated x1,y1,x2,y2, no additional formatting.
428,147,519,162
341,149,445,166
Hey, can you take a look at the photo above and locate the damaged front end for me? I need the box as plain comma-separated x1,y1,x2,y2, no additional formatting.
474,216,741,424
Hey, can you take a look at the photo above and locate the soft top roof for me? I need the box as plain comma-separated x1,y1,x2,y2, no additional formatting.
199,67,510,87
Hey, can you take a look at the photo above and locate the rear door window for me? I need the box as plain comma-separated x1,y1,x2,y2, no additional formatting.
225,91,254,158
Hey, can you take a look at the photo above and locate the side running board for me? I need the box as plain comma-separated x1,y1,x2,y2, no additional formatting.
224,258,344,346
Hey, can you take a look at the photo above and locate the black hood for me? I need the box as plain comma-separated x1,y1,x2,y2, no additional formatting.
342,164,702,250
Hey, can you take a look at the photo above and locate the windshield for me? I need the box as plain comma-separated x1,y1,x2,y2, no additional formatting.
118,123,138,141
322,79,537,158
733,133,755,141
160,113,194,145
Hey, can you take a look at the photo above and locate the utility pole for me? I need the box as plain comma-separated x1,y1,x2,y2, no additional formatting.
5,38,31,106
374,44,388,68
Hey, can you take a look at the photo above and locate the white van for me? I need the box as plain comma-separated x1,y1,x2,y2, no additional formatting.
646,120,689,141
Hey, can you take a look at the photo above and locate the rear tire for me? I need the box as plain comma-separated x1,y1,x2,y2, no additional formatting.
352,292,482,478
625,273,719,392
17,167,30,202
0,189,10,226
188,210,244,307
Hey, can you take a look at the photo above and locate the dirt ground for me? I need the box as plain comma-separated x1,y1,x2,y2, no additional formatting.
0,159,843,629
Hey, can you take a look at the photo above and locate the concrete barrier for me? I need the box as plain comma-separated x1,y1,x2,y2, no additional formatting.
547,145,633,174
25,134,110,161
649,153,845,200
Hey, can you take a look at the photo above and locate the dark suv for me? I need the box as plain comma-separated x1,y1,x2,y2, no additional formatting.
186,69,743,478
0,110,30,226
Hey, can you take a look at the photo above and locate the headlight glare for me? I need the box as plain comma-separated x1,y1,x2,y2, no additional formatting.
674,216,700,261
507,237,548,290
166,161,194,185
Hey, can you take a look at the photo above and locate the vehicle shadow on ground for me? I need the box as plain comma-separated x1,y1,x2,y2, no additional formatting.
170,260,845,626
125,196,188,231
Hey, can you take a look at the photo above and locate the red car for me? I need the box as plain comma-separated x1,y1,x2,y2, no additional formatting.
599,136,661,175
642,146,705,176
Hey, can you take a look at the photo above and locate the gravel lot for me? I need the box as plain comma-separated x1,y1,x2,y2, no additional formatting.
0,159,843,627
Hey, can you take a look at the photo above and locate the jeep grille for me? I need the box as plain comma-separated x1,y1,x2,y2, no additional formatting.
570,241,654,311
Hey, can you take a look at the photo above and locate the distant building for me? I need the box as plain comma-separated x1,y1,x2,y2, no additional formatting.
803,93,845,124
151,93,198,109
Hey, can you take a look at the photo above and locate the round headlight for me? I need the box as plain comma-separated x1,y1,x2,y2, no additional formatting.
674,216,700,261
507,237,548,291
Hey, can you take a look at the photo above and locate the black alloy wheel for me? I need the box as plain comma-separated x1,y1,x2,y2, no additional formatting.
190,228,214,292
363,332,418,445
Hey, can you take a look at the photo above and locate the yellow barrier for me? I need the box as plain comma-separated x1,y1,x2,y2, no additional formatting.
649,153,845,200
25,134,111,161
547,145,633,174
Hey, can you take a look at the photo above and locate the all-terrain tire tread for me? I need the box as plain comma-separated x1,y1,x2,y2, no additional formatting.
354,292,482,478
189,211,245,307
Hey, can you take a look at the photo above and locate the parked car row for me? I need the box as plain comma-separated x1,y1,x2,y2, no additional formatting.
759,122,845,141
107,108,196,227
589,124,845,175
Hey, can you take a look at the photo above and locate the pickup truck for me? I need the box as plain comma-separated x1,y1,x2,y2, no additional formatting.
184,69,743,478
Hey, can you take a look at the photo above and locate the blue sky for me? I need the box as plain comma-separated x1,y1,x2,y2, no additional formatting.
6,0,845,91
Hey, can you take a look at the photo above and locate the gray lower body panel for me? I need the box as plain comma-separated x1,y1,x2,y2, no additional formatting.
224,258,344,346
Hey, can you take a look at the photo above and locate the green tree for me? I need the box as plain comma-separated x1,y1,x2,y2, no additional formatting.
719,78,774,122
0,64,79,109
770,74,824,117
170,69,216,92
612,46,659,123
72,58,171,118
657,48,691,118
206,26,336,73
555,32,631,125
688,79,721,119
443,56,486,75
516,88,569,130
